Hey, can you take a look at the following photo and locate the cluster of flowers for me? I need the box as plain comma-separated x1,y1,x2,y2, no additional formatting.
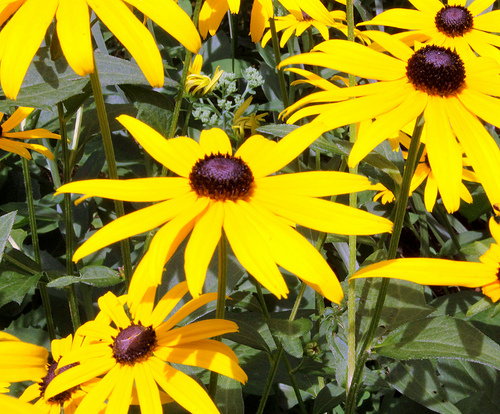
1,0,500,412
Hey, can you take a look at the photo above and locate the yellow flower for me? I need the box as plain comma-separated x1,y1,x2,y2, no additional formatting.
56,116,392,304
0,0,201,99
0,107,60,160
232,96,268,139
185,55,224,97
199,0,342,43
371,132,479,212
351,217,500,303
0,395,44,414
0,332,48,383
279,31,500,213
261,9,347,48
44,283,247,414
360,0,500,63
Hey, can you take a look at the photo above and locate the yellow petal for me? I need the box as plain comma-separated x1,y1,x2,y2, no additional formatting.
56,0,93,76
98,291,131,329
199,128,232,156
185,202,224,297
134,363,162,414
199,0,229,38
468,0,495,16
351,258,496,287
408,0,443,14
0,394,45,414
56,177,191,202
489,217,500,244
235,134,278,178
157,320,238,346
117,115,204,177
88,0,164,87
145,281,189,328
106,365,134,413
1,107,33,132
0,0,57,99
126,0,201,53
250,0,272,42
362,30,414,62
149,359,219,414
473,9,500,31
423,171,438,211
360,9,434,30
3,129,60,140
0,341,48,382
252,190,393,235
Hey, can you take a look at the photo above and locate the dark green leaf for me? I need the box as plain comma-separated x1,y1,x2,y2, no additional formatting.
47,266,123,288
377,316,500,370
0,271,41,307
268,318,313,338
312,383,345,414
215,376,244,414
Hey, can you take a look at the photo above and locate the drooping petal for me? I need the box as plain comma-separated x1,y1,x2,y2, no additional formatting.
223,200,289,298
199,0,229,38
56,0,93,76
488,217,500,244
106,365,134,413
250,0,272,42
240,199,344,303
0,0,57,99
117,115,204,177
252,189,393,235
1,107,33,132
154,339,247,383
423,171,439,211
72,192,199,262
156,320,238,346
458,88,500,127
56,177,191,202
446,96,500,207
126,0,201,54
199,128,232,156
98,291,132,330
0,139,32,159
134,362,162,414
88,0,164,87
3,129,60,139
149,359,219,414
185,202,224,297
350,258,496,287
424,96,462,213
255,171,373,197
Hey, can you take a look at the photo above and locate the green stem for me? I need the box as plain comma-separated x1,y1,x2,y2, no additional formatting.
346,0,358,391
21,158,56,341
345,113,425,413
269,17,289,109
209,233,228,400
58,103,81,331
89,63,132,285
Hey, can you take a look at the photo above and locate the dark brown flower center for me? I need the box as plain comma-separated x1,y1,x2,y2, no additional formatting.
189,153,254,201
39,359,79,404
435,5,473,37
112,323,156,365
406,45,465,96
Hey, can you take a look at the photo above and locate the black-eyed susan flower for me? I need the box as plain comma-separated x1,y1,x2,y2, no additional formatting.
19,334,104,414
360,0,500,63
185,55,224,98
351,217,500,303
199,0,342,43
372,132,479,212
0,0,201,99
44,283,247,414
260,8,348,48
56,116,392,304
0,107,60,160
232,96,268,139
279,31,500,213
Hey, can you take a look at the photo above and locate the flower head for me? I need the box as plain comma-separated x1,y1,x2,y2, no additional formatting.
185,55,224,97
360,0,500,64
44,283,247,414
350,217,500,303
57,117,392,304
0,0,201,99
279,31,500,213
0,107,60,160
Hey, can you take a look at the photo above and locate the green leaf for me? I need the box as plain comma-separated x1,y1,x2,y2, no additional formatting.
256,123,298,138
215,376,244,414
0,271,41,307
312,383,345,414
386,360,461,414
0,211,16,262
224,314,271,353
376,316,500,370
268,318,313,338
47,266,123,288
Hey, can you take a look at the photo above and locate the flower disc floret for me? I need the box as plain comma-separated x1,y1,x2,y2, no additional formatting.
435,5,474,37
112,323,156,365
39,360,78,404
189,153,254,201
406,45,465,96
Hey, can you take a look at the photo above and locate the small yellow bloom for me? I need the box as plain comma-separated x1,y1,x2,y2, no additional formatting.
351,217,500,303
0,107,60,160
185,55,224,97
45,284,246,414
232,96,268,139
0,0,201,99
